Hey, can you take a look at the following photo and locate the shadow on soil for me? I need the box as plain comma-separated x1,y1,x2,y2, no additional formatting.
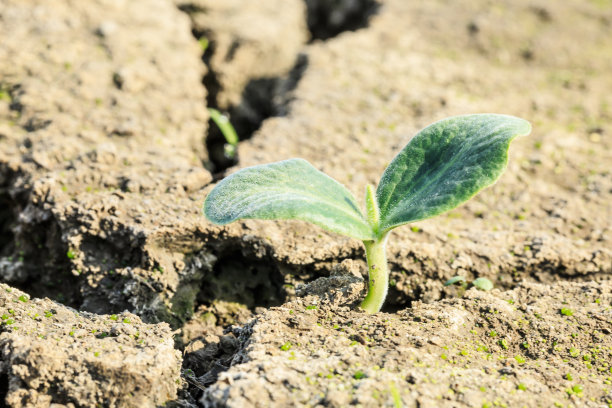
204,55,309,172
0,166,81,308
304,0,381,41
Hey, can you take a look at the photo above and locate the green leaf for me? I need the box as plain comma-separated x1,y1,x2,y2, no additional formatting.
444,276,466,286
204,159,375,240
376,114,531,231
208,108,238,158
472,277,493,291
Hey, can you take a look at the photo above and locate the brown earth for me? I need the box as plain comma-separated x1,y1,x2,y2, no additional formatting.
200,265,611,407
0,0,610,407
0,283,180,407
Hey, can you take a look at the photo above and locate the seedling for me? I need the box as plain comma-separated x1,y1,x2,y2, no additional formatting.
204,114,530,313
198,36,209,52
444,276,494,291
208,108,239,158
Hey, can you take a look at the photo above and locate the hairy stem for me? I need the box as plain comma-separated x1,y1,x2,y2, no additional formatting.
360,233,389,313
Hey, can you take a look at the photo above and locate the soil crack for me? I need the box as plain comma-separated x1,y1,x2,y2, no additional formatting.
304,0,381,41
176,0,380,173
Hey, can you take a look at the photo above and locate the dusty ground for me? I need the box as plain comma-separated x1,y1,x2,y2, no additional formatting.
0,0,610,407
200,267,611,407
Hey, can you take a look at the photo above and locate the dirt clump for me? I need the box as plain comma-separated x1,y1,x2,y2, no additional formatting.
0,283,181,407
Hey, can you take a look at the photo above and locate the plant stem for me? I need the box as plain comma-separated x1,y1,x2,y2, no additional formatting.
360,233,389,313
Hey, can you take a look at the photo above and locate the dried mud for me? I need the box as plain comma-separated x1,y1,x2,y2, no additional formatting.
201,270,611,408
0,0,610,407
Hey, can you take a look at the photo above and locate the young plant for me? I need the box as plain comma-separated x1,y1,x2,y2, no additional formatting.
444,276,494,292
203,114,531,313
208,108,239,158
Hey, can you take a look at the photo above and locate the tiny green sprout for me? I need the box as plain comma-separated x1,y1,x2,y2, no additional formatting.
0,88,11,101
280,341,292,351
568,384,583,396
203,114,531,313
18,294,28,302
198,36,209,52
517,383,527,391
560,307,574,316
353,370,366,380
472,277,493,291
445,276,493,291
389,382,402,408
66,249,76,260
444,276,467,287
208,108,239,159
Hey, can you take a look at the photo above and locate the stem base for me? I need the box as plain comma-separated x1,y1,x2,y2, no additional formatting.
359,235,389,313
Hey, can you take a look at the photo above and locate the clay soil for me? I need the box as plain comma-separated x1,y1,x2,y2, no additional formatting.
0,0,610,407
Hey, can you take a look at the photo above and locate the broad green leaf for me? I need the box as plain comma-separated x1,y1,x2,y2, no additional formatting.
204,158,375,240
377,114,531,231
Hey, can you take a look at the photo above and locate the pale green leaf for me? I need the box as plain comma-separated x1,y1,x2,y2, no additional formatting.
376,114,531,231
444,276,466,286
472,277,493,291
204,159,374,240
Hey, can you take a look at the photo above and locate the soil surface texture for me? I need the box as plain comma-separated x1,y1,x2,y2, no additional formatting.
0,0,610,407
